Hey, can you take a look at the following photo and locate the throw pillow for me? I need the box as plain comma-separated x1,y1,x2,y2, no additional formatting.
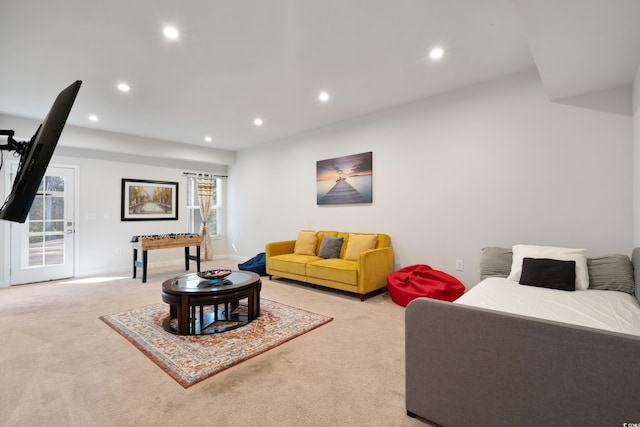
480,247,513,280
293,231,318,256
587,254,635,294
507,244,589,290
344,234,377,261
519,257,576,291
318,236,344,259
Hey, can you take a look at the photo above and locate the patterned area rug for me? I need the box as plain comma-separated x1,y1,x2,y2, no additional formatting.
100,299,332,388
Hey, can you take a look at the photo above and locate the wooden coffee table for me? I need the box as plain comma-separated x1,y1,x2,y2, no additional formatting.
161,270,261,335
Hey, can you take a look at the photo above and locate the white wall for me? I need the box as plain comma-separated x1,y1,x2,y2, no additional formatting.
227,69,634,287
634,63,640,246
0,117,231,285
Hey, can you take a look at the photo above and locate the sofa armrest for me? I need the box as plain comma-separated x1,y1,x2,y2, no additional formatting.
265,240,296,273
265,240,296,256
357,247,394,294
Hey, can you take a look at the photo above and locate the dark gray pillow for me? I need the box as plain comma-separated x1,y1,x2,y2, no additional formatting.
587,254,635,295
480,247,513,280
519,257,576,291
318,236,344,259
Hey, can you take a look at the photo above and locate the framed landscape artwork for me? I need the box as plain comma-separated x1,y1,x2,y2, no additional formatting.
316,152,372,205
121,178,178,221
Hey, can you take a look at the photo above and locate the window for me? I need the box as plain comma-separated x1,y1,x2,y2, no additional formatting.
186,175,222,237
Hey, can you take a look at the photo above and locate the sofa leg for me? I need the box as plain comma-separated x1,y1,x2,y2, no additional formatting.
360,294,365,301
268,275,272,280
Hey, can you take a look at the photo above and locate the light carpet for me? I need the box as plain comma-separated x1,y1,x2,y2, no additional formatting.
100,299,332,388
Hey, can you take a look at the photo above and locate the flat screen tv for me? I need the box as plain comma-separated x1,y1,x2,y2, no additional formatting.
0,80,82,223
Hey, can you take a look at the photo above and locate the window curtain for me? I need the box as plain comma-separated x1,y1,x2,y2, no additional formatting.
196,174,214,260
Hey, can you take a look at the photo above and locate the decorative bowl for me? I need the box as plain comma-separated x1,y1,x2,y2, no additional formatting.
197,269,232,280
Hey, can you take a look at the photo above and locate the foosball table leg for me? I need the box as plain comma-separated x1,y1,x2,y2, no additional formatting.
132,248,138,279
142,250,148,283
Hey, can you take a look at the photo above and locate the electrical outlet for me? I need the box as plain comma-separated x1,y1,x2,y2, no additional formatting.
455,260,464,271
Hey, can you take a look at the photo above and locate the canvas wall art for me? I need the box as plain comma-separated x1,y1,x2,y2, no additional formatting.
121,179,178,221
316,152,372,205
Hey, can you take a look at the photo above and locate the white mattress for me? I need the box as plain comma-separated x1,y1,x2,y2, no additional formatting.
455,277,640,336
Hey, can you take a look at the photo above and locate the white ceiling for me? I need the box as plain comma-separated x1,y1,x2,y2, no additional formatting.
0,0,638,152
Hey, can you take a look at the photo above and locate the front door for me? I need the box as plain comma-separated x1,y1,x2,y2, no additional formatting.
9,164,75,285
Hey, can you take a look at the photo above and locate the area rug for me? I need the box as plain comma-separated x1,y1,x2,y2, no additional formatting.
100,299,332,388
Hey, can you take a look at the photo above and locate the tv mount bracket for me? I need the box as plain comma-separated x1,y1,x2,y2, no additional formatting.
0,129,29,156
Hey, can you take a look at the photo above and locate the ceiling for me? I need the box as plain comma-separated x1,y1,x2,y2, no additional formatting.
1,0,639,152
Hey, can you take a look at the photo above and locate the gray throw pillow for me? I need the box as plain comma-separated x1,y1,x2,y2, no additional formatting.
480,247,513,280
587,254,635,295
318,236,344,259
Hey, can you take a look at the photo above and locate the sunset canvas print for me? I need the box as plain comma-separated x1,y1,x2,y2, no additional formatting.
316,152,372,205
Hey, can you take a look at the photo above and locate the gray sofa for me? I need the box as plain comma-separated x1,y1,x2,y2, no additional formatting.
405,248,640,427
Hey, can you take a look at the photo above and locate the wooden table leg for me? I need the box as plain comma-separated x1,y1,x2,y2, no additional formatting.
179,295,190,335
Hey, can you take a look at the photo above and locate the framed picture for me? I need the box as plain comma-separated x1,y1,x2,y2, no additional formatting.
121,179,178,221
316,151,372,205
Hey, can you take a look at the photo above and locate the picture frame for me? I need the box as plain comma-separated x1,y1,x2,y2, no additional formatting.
316,151,373,205
121,178,178,221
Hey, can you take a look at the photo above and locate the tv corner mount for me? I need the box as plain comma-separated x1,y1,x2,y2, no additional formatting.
0,129,30,156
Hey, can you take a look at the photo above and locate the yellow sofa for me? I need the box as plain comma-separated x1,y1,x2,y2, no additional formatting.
265,231,394,300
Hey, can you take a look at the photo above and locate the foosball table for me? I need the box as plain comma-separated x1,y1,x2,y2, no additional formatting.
131,233,203,283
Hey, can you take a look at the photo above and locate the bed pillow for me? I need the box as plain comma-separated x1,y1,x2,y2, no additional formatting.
519,257,576,291
587,254,635,295
480,247,513,280
507,244,589,290
293,231,318,256
344,234,377,261
318,236,344,259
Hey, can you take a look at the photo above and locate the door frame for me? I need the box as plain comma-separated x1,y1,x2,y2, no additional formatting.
2,160,80,287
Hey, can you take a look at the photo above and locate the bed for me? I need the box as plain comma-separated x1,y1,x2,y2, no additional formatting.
405,245,640,427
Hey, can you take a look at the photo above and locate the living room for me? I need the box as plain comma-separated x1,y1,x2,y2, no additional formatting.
1,1,640,425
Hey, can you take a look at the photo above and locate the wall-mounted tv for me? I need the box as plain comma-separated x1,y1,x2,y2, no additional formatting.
0,80,82,223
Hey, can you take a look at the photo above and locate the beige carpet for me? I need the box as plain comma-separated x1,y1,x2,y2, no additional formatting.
0,260,434,427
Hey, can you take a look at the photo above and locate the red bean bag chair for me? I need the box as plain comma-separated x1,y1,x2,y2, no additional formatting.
387,264,465,307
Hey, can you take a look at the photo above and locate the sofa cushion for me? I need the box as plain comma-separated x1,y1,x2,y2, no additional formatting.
344,233,377,261
587,254,635,294
294,231,318,256
270,254,322,276
316,231,338,254
519,257,576,291
507,244,589,290
480,247,512,280
307,259,358,285
318,236,344,259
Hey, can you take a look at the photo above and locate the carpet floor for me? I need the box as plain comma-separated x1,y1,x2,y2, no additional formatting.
100,299,332,387
0,260,432,426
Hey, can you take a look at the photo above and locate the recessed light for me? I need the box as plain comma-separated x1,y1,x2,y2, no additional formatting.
117,82,130,92
88,114,99,122
204,136,212,142
318,91,330,102
429,47,444,60
254,118,263,126
163,26,180,40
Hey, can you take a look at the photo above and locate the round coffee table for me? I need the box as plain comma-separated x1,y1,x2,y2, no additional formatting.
161,270,261,335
